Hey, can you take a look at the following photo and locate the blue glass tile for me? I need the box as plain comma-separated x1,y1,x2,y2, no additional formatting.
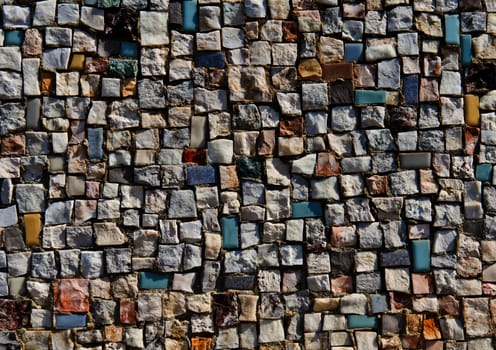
291,202,323,218
195,52,226,68
183,0,198,32
445,14,460,45
355,90,387,105
55,314,87,329
403,75,418,105
344,43,364,62
87,128,103,160
370,294,387,314
412,239,431,272
461,34,472,66
5,31,24,46
187,165,217,185
120,41,138,58
221,216,239,249
476,164,493,182
348,315,378,329
139,272,170,289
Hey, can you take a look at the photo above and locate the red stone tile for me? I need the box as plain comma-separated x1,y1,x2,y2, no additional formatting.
40,71,55,93
1,135,25,156
0,299,31,330
330,227,356,248
483,282,496,296
53,279,90,313
183,148,206,164
119,300,136,325
389,292,412,312
282,21,298,42
208,68,226,89
464,126,480,156
316,153,340,176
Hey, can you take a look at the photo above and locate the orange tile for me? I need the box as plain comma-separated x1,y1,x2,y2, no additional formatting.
465,94,480,126
69,54,85,71
191,337,212,350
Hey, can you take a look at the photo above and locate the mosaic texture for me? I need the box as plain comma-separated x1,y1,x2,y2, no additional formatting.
2,0,496,348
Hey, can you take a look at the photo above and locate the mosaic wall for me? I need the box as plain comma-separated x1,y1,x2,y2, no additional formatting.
3,0,496,348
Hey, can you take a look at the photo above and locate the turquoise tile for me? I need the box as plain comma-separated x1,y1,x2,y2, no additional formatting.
412,239,431,272
183,0,198,32
221,216,239,249
291,202,323,218
348,315,378,329
344,43,363,62
120,41,138,58
461,34,472,66
445,14,460,45
4,31,24,46
55,314,87,329
476,164,493,181
355,90,387,105
139,272,170,289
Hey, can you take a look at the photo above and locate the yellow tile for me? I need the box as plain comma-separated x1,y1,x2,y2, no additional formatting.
24,214,41,247
465,94,480,126
69,54,85,71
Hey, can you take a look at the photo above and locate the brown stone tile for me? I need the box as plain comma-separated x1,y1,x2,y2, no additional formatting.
464,126,480,156
85,181,100,199
257,129,276,156
366,175,388,195
84,57,109,73
282,21,298,42
406,313,422,335
322,63,354,82
402,335,420,349
438,295,460,316
298,59,322,80
331,275,352,294
67,144,87,174
53,279,90,313
122,78,136,97
1,135,25,156
104,325,123,342
119,299,136,325
219,165,239,189
279,117,304,136
192,338,212,350
354,64,376,87
316,152,340,176
0,299,31,330
412,273,434,294
40,71,55,93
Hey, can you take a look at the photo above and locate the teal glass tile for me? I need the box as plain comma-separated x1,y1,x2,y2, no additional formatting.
344,43,363,62
476,164,493,181
461,34,472,66
291,202,323,218
412,239,431,272
183,0,198,32
55,314,87,329
5,31,24,46
355,90,387,105
139,272,170,289
221,216,239,249
445,14,460,45
120,41,138,58
348,315,378,329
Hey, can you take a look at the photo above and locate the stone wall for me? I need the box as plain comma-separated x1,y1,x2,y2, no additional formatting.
0,0,495,348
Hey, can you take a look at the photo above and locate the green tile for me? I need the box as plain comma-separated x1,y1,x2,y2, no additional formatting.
445,14,460,45
355,90,387,105
109,58,138,78
139,272,170,289
412,239,431,272
348,315,378,329
476,164,493,182
221,216,239,249
292,202,323,218
183,0,198,32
